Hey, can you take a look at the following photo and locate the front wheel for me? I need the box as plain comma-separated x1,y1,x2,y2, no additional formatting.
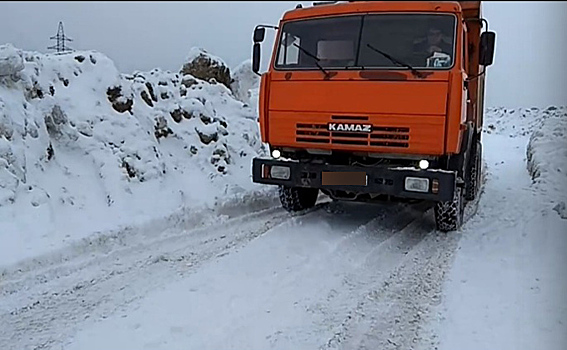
434,186,465,232
279,186,319,212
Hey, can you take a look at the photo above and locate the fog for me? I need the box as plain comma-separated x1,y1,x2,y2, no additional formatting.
1,1,565,107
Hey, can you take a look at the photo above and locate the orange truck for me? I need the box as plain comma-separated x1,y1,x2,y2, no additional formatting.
251,1,495,231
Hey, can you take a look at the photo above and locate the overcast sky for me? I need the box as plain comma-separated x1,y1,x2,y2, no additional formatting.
1,1,565,108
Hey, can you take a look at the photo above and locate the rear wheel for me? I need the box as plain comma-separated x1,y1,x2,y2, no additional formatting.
435,186,465,232
279,186,319,212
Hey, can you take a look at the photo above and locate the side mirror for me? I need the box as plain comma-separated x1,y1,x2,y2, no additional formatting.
479,31,496,66
254,27,265,43
252,43,261,73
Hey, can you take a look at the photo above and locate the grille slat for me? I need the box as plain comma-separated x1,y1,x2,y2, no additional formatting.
332,139,368,145
296,137,329,143
295,122,410,148
370,141,409,148
370,133,410,140
330,132,369,139
296,130,330,137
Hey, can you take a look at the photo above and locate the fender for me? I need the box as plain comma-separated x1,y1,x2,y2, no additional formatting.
447,121,475,179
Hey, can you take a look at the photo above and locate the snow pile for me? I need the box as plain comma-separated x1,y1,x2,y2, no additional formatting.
0,43,24,78
483,106,555,137
0,44,269,267
230,59,260,106
433,105,567,350
526,106,567,218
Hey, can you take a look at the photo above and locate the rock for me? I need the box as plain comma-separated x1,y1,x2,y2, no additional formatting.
195,125,218,145
170,107,191,123
180,48,232,90
181,75,197,89
106,86,133,114
0,114,14,141
553,202,567,219
141,90,153,107
0,44,25,79
154,116,173,139
145,82,158,102
45,105,68,139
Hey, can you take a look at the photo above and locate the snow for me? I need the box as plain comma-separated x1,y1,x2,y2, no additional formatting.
0,43,24,77
429,106,567,350
0,44,271,268
1,43,566,350
391,166,455,174
230,59,260,105
526,107,567,218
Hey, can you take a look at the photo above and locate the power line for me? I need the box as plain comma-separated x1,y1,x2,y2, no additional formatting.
48,21,73,54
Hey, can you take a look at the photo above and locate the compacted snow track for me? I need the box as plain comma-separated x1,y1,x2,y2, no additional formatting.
1,189,484,350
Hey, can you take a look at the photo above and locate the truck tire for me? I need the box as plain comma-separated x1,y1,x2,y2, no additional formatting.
465,140,482,201
434,186,465,232
279,186,319,212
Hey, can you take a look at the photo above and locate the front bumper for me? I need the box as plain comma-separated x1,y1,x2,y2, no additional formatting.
252,157,456,202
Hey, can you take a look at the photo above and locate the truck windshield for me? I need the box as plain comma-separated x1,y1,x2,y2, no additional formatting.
275,14,456,70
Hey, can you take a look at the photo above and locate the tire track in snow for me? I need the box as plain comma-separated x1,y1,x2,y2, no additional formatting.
47,198,426,349
0,191,283,280
3,180,485,350
0,201,330,350
264,201,437,348
61,199,437,350
319,171,488,350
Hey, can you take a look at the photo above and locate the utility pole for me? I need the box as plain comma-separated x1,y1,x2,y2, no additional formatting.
48,21,73,54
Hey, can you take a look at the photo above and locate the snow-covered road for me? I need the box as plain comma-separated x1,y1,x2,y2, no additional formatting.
1,44,565,350
2,188,478,350
2,114,566,350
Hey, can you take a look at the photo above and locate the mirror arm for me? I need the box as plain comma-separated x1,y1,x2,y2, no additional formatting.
256,24,279,30
464,17,489,32
466,66,486,82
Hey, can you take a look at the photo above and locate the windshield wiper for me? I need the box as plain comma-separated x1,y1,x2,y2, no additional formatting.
366,44,425,78
292,42,331,78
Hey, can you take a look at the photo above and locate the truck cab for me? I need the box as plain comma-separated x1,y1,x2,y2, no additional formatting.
251,1,495,231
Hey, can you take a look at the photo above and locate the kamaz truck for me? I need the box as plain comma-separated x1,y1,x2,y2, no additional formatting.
251,1,496,231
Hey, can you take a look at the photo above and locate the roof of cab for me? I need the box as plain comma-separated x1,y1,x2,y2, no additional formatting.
281,1,469,22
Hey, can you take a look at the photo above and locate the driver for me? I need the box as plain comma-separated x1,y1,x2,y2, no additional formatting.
413,26,452,58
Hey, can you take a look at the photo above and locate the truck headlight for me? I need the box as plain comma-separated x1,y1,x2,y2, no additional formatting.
270,165,290,180
272,149,281,159
405,177,429,193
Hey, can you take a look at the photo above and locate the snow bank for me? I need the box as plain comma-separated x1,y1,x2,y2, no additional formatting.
483,106,556,138
433,107,567,350
483,105,567,217
0,43,24,78
230,59,260,105
526,106,567,218
0,44,271,267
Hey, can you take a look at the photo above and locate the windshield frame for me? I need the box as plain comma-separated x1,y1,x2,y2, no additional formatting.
273,12,459,72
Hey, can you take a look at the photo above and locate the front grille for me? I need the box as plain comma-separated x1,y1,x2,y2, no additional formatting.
295,123,410,148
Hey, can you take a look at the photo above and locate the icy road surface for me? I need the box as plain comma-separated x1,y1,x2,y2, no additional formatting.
1,133,565,350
